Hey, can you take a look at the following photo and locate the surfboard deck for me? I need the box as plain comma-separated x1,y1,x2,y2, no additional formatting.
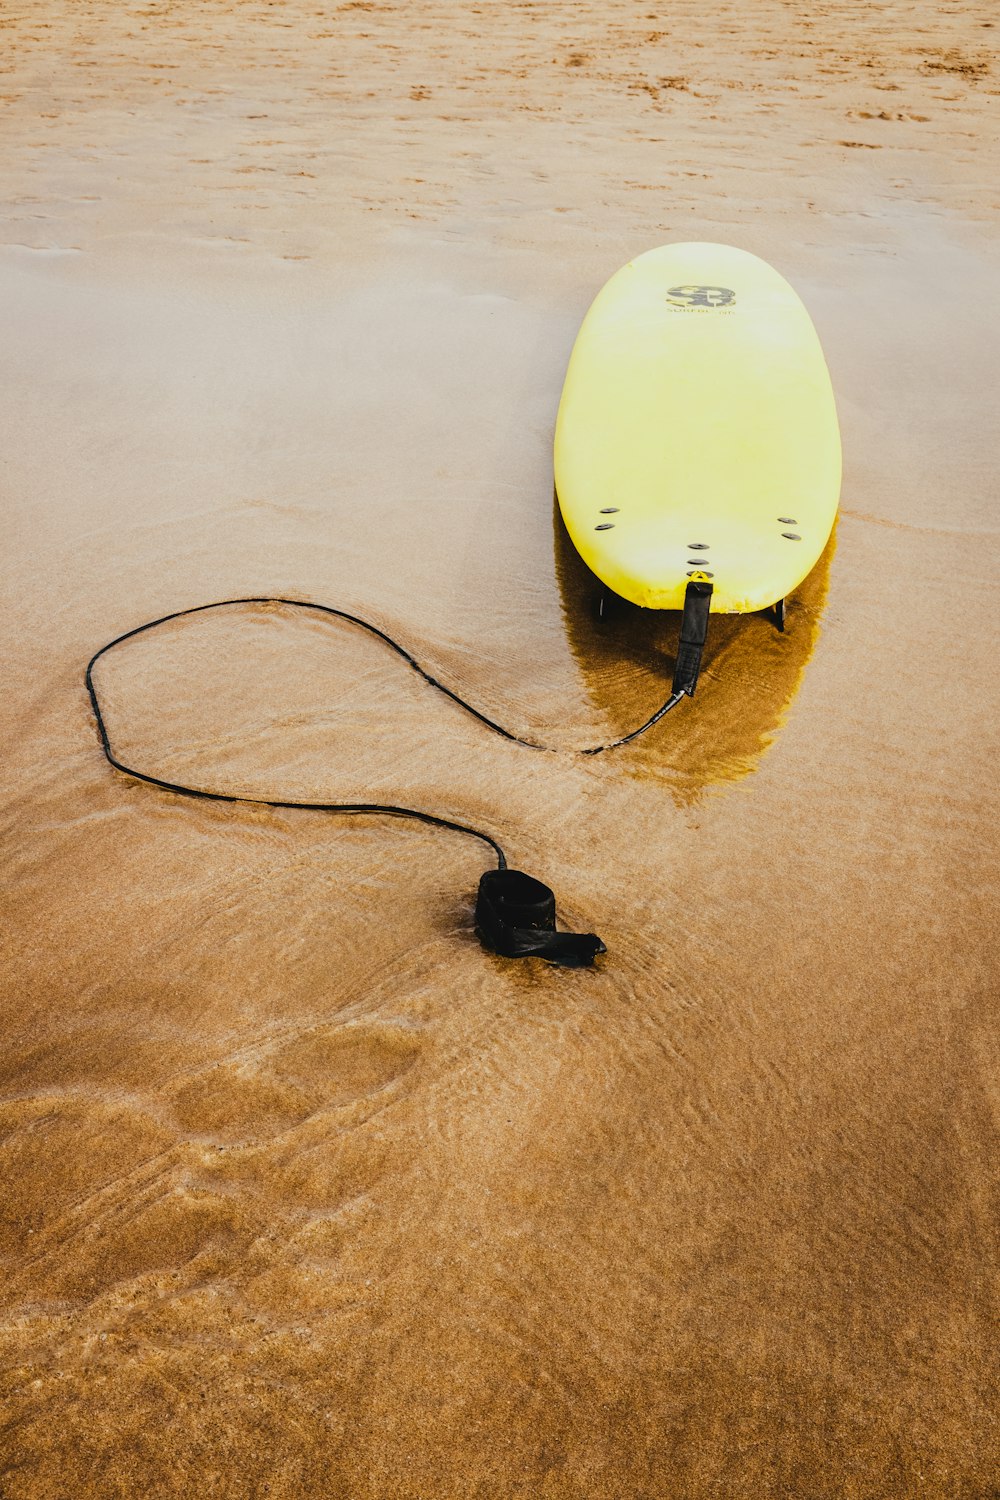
554,242,841,614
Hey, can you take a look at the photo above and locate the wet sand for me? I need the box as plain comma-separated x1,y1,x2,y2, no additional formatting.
1,2,999,1495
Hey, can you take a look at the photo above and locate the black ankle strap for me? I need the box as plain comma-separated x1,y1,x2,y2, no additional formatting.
475,869,606,968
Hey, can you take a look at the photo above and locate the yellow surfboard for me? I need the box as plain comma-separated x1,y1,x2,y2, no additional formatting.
554,243,841,615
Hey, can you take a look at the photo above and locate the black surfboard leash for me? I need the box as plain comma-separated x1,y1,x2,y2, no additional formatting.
85,583,712,968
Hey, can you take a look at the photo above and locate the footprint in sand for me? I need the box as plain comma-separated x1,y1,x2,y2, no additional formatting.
270,1024,420,1105
167,1064,318,1145
5,1026,423,1304
166,1023,422,1147
1,1096,257,1304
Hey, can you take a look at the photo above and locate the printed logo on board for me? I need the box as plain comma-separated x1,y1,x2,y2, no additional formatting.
666,285,737,309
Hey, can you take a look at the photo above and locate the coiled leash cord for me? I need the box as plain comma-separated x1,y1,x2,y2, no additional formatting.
86,584,712,968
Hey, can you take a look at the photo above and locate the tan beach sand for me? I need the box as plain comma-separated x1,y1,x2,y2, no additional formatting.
1,1,998,1495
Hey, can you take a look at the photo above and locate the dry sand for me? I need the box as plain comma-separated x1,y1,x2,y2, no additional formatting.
1,1,999,1495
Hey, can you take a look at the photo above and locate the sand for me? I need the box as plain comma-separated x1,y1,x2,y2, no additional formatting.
1,1,998,1495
